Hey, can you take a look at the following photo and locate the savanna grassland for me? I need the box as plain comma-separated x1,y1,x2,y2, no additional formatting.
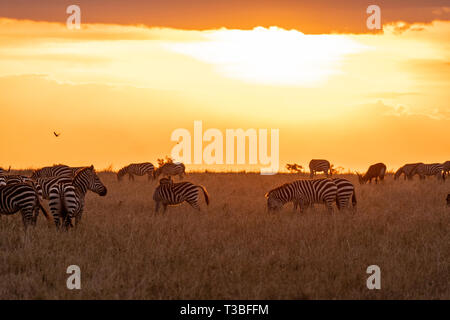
0,172,449,299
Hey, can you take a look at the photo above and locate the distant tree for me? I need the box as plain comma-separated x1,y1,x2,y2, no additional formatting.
286,163,303,173
157,156,174,167
330,164,344,175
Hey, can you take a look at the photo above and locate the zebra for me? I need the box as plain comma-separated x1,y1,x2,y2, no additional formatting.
153,177,209,213
394,163,423,180
331,178,357,211
48,165,107,229
0,183,51,229
0,174,33,186
357,163,386,184
31,165,73,179
154,162,186,180
442,161,450,178
265,178,337,213
309,159,331,178
117,162,155,181
411,163,444,180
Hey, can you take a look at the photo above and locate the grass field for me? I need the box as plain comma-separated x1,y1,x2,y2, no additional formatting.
0,172,449,299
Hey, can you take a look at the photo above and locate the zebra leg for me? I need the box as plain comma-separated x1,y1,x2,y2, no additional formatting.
154,201,160,213
21,207,35,230
162,204,168,213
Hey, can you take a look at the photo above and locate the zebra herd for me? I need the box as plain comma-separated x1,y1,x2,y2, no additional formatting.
0,158,449,231
394,162,449,181
0,165,107,230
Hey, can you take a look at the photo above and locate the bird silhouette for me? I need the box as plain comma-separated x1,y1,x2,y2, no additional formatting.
53,131,60,137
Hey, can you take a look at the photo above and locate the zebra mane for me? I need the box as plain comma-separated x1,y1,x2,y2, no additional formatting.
73,165,94,181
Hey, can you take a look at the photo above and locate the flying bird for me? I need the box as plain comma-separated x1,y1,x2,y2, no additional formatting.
53,131,60,137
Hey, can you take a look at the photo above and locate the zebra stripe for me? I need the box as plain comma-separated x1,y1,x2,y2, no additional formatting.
412,163,444,180
31,165,73,179
153,177,209,213
48,165,107,229
117,162,155,181
357,162,386,184
265,178,337,213
154,162,186,180
0,183,51,229
309,159,331,178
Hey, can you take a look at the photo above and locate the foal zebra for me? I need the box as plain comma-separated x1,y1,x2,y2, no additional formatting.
357,163,386,184
48,166,107,229
154,162,186,180
265,178,337,213
309,159,331,178
0,183,51,229
394,163,423,180
31,165,73,179
153,177,209,213
117,162,155,181
411,163,444,180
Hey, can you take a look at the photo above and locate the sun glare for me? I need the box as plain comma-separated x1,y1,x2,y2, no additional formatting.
166,26,367,86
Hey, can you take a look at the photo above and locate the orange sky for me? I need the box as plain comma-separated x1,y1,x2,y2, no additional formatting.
0,3,449,172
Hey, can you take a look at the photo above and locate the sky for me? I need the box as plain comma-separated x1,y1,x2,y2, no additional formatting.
0,1,449,172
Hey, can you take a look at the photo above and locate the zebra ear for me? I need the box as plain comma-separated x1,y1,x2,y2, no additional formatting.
89,165,94,170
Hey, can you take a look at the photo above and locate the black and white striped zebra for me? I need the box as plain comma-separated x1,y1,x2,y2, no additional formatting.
331,178,357,211
0,183,51,229
154,162,186,180
265,178,337,213
31,165,73,179
153,177,209,213
394,163,423,180
442,161,450,178
309,159,331,178
117,162,155,181
412,163,444,180
48,166,107,229
0,174,33,186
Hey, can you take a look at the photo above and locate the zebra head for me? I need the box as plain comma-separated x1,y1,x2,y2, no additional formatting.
159,177,172,185
73,165,107,196
117,168,126,181
265,191,284,212
447,194,450,207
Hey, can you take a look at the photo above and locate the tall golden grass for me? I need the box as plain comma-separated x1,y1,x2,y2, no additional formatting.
0,172,448,299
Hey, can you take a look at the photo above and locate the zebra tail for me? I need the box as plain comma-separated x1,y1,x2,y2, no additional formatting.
199,185,210,205
352,190,357,207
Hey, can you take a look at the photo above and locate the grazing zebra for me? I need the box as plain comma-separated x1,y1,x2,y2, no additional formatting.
411,163,444,180
309,159,331,178
394,163,423,180
153,177,209,213
31,165,73,179
154,162,186,180
331,178,357,211
265,178,337,213
357,163,386,184
117,162,155,181
0,183,51,229
48,165,107,229
442,161,450,177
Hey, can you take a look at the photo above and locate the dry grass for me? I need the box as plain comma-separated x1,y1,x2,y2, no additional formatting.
0,172,449,299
